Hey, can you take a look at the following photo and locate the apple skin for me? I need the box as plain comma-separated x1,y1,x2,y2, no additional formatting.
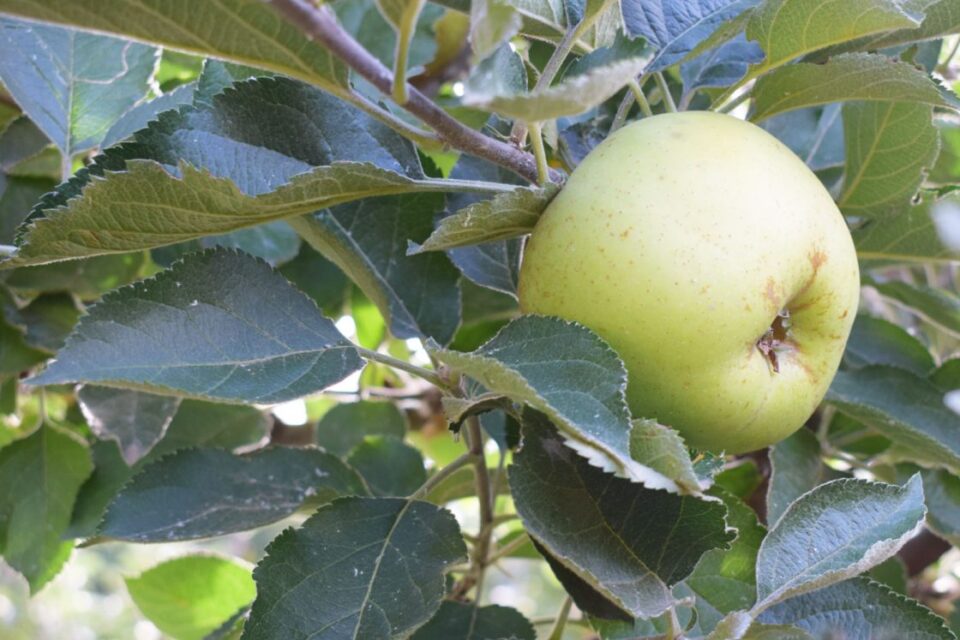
518,112,860,454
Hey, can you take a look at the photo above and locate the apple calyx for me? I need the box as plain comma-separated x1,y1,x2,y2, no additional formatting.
756,309,793,373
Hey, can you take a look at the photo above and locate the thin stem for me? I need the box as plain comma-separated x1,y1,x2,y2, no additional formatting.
267,0,559,184
547,596,574,640
61,152,73,182
666,606,683,640
486,531,529,565
466,415,494,602
390,1,425,105
409,451,477,501
654,72,677,113
346,90,439,148
510,0,616,143
610,91,635,132
717,90,751,115
938,36,960,74
357,347,450,390
629,79,653,117
528,122,550,185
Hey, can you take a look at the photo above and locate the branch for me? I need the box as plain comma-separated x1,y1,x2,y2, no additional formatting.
267,0,561,184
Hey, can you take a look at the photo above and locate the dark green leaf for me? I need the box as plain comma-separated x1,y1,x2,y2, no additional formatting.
681,33,764,97
754,475,925,610
315,401,407,457
100,447,367,542
854,192,960,263
347,436,426,497
0,17,157,155
0,424,92,591
766,428,826,527
509,412,733,619
244,496,466,639
751,53,960,122
844,314,935,376
828,366,960,473
78,386,181,465
629,419,707,494
127,555,256,640
4,253,147,300
100,82,196,149
30,249,365,403
278,245,349,317
411,602,535,640
3,291,80,353
758,577,954,640
0,0,349,94
868,279,960,337
760,105,844,172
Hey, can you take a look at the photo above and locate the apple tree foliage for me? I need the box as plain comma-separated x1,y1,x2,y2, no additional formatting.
0,0,958,638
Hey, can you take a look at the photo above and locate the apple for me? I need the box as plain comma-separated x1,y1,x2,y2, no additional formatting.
518,112,860,454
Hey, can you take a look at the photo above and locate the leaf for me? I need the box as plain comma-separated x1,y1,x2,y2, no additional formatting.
629,420,707,494
0,0,349,94
760,105,844,172
7,75,455,267
4,253,147,300
0,116,55,243
854,192,960,263
744,0,920,80
757,577,955,640
837,101,940,220
244,496,466,640
464,54,648,121
346,436,426,497
3,291,80,353
100,82,196,149
410,184,557,253
290,193,463,344
509,411,733,619
753,475,925,611
432,315,679,488
843,314,936,376
470,0,522,61
126,555,256,640
30,249,365,403
685,488,765,626
68,400,270,538
750,53,960,122
0,425,92,591
278,245,349,317
681,33,765,96
766,429,832,529
0,17,157,156
823,0,960,54
868,278,960,337
912,467,960,547
828,365,960,473
315,401,407,457
100,447,366,542
77,386,182,465
623,0,761,72
410,602,535,640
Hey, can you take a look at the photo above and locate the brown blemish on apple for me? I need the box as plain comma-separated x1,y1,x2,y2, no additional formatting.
838,309,849,320
620,227,632,239
764,278,779,308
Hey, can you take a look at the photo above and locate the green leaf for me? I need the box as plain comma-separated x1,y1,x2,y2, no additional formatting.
741,624,814,640
867,278,960,337
745,0,920,80
754,475,925,611
432,316,682,488
0,0,349,95
291,193,464,344
844,314,936,376
915,467,960,547
315,400,407,457
0,116,55,243
853,192,960,263
0,17,157,156
4,292,80,353
464,54,648,121
346,436,426,497
469,0,522,61
759,105,844,172
244,496,466,639
410,602,535,640
766,428,826,527
509,411,733,619
681,33,765,97
757,577,955,639
278,245,349,318
824,0,960,54
837,101,940,220
100,447,366,542
622,0,762,72
68,401,270,538
751,53,960,122
77,386,181,465
0,424,92,591
629,419,708,494
410,184,557,253
127,555,256,640
827,366,960,474
100,82,196,149
29,249,365,403
4,253,147,300
685,488,765,626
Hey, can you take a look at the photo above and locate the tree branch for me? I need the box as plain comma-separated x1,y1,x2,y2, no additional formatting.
267,0,561,184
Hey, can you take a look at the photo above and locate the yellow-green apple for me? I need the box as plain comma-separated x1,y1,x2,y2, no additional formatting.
518,112,860,453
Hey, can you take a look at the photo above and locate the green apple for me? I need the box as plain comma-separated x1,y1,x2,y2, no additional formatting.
518,112,860,453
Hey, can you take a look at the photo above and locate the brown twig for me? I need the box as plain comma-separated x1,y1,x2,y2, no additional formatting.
267,0,560,184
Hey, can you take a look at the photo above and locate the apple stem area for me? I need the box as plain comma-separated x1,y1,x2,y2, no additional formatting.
756,309,793,373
